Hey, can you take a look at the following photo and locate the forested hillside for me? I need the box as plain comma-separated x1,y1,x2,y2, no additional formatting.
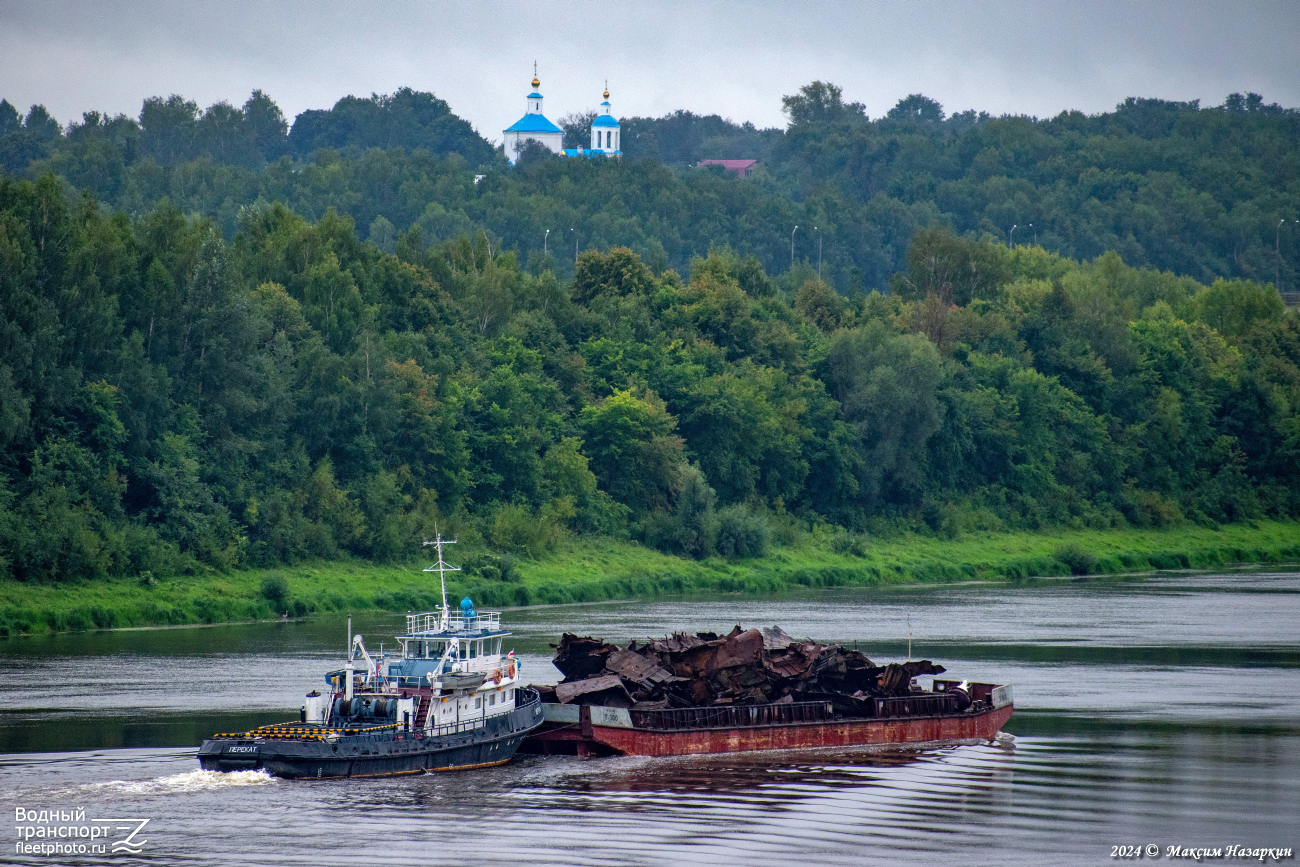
2,83,1298,291
1,166,1298,582
1,82,1299,583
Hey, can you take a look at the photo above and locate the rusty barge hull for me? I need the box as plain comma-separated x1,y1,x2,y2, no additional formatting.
595,705,1011,757
523,689,1013,757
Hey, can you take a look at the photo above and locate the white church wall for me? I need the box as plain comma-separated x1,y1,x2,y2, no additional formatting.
506,130,563,164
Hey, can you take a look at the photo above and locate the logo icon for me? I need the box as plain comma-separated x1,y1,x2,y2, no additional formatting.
93,818,150,854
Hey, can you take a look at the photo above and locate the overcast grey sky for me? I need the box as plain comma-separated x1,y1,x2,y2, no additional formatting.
2,1,1297,143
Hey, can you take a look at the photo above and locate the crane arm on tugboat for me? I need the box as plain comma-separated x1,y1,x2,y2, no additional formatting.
429,642,457,680
350,634,378,687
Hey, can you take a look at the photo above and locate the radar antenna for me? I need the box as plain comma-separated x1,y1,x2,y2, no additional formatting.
423,529,459,627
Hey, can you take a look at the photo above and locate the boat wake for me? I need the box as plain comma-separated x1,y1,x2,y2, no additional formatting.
83,768,276,795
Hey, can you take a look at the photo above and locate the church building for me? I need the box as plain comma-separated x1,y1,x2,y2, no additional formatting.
503,68,620,164
503,69,564,163
589,85,621,155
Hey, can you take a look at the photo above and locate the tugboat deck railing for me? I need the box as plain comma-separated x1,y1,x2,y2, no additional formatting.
405,611,502,635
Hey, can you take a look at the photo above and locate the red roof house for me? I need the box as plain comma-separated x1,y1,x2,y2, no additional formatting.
698,159,758,178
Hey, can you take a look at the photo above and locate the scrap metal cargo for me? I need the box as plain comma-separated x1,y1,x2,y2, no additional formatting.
522,625,1014,756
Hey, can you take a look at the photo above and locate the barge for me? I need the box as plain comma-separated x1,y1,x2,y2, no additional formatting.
522,680,1013,757
520,626,1012,757
198,536,544,778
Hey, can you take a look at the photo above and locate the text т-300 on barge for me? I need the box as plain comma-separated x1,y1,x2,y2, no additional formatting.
198,536,543,779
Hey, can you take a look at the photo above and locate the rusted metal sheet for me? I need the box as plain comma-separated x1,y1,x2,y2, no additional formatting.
875,660,946,694
649,632,710,653
713,628,764,670
764,643,817,678
555,674,629,705
551,634,617,680
604,649,679,686
760,625,797,650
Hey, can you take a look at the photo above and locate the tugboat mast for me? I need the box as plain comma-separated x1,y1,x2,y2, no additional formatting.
423,533,460,628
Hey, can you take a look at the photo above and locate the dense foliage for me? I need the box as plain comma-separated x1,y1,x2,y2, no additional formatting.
3,82,1298,292
1,166,1298,581
2,82,1298,582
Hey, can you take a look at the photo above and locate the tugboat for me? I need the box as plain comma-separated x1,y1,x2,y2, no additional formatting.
199,536,544,778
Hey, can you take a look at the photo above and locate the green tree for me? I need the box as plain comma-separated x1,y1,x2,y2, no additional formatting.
242,90,289,161
781,81,867,127
139,94,199,164
828,322,945,506
572,246,657,305
886,94,945,123
1193,279,1284,340
891,227,1010,306
577,388,684,511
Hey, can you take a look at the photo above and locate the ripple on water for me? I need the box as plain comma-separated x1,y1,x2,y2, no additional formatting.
1,732,1296,867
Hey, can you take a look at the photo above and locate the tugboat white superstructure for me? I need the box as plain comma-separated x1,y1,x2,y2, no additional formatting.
199,536,543,778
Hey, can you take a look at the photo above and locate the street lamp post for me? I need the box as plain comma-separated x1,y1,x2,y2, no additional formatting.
791,225,798,267
1029,223,1035,247
815,226,823,280
1009,224,1017,249
544,228,550,256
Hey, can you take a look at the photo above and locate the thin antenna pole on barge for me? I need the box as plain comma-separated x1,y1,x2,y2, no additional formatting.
423,531,459,628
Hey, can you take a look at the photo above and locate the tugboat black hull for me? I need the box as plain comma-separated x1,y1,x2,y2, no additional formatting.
199,690,544,779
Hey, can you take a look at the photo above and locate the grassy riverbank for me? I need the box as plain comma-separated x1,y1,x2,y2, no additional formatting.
2,520,1298,637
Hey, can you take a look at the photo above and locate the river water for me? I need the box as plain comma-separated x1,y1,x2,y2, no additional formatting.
1,570,1297,865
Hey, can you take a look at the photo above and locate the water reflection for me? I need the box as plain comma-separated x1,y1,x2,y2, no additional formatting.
539,741,967,796
0,569,1297,865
